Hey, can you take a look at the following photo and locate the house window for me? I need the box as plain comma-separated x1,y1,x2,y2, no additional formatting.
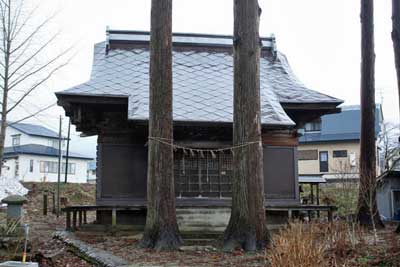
29,159,34,172
333,150,348,158
50,140,60,149
298,150,318,160
39,161,76,174
15,159,19,177
12,135,20,146
319,151,329,172
304,119,321,132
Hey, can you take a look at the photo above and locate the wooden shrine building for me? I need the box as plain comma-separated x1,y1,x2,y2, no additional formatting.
56,29,342,226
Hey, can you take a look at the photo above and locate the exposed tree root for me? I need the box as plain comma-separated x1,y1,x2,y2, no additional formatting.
357,209,385,229
223,220,269,252
139,226,183,251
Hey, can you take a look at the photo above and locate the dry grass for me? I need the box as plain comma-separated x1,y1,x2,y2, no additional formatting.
266,221,364,267
267,222,326,267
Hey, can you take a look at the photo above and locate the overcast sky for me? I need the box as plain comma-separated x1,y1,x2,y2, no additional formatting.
9,0,399,157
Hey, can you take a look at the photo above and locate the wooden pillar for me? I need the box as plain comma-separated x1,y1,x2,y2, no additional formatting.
78,211,83,226
316,183,320,218
83,211,87,224
288,209,293,221
310,184,314,204
52,192,56,214
43,194,48,216
328,208,333,222
66,211,71,231
72,211,77,231
112,208,117,227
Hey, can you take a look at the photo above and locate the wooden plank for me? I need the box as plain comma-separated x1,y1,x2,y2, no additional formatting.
262,132,298,147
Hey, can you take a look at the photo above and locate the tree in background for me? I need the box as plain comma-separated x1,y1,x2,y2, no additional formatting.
357,0,384,229
223,0,269,251
139,0,182,250
378,122,400,170
391,0,400,234
0,0,71,175
393,0,400,114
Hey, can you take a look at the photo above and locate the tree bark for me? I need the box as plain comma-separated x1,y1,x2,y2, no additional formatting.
139,0,182,250
0,2,11,177
357,0,384,228
392,0,400,234
393,0,400,115
223,0,269,252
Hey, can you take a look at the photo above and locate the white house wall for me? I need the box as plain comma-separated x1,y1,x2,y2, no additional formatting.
4,155,89,183
2,157,17,180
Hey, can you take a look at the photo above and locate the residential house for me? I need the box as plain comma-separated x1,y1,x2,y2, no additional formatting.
55,29,342,226
2,122,93,183
87,161,96,184
298,105,383,182
377,169,400,221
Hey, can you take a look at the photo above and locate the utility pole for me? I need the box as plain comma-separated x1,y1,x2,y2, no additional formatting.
64,119,71,183
57,116,62,217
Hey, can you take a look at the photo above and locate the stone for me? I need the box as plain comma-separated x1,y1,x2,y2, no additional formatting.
2,195,27,224
1,195,28,205
0,262,38,267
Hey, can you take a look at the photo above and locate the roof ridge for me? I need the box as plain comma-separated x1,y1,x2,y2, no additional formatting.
106,28,276,50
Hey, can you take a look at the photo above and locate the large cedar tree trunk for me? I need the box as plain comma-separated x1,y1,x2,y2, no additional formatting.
392,0,400,234
139,0,182,250
393,0,400,113
357,0,384,228
223,0,269,252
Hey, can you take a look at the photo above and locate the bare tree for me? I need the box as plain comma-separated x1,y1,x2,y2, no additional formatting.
330,161,359,219
357,0,384,228
223,0,269,252
139,0,182,250
0,0,71,175
378,122,399,170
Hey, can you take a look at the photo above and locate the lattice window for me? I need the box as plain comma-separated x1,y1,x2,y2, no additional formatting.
174,151,232,198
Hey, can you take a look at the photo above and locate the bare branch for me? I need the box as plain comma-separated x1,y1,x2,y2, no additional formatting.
9,12,57,55
8,32,59,79
9,45,73,90
6,60,69,114
9,102,56,125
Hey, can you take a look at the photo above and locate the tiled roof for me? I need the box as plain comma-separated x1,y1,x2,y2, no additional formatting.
8,122,63,139
57,31,342,127
3,144,93,160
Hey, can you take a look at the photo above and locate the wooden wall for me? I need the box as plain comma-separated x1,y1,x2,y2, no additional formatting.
96,128,299,206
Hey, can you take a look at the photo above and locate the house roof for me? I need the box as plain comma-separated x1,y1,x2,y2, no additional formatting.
8,122,65,140
56,30,342,127
299,104,383,144
3,144,93,160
